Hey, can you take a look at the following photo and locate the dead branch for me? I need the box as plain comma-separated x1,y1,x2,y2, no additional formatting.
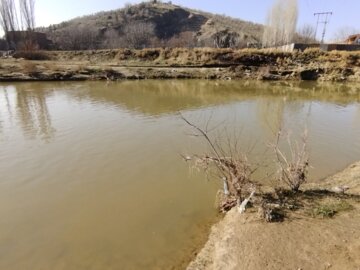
180,113,256,211
272,128,309,192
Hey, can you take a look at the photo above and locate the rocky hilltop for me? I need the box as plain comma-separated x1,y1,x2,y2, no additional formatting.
39,1,263,49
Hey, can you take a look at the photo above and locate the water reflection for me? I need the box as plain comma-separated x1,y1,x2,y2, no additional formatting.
256,97,286,136
0,83,55,141
54,80,359,117
1,80,360,142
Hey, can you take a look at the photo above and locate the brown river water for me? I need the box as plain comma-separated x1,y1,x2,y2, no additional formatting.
0,80,360,269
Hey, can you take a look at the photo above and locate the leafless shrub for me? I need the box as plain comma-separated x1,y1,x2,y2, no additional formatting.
149,36,166,48
51,24,99,50
18,38,38,51
166,31,197,48
295,24,317,44
121,21,155,49
272,129,309,192
102,28,122,49
180,114,257,212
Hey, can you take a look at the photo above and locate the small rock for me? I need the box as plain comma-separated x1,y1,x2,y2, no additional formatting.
325,262,332,269
331,186,350,194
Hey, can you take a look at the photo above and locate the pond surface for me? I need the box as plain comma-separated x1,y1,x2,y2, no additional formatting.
0,80,360,269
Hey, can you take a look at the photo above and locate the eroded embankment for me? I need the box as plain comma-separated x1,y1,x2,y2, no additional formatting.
1,48,360,82
187,161,360,270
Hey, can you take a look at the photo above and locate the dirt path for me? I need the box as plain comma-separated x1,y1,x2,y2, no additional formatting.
188,162,360,270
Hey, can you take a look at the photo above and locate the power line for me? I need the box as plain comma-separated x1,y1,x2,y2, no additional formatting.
314,11,333,43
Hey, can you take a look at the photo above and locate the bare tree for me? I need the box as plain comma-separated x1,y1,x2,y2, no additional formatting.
102,28,122,49
332,26,360,42
0,0,37,49
51,24,99,50
0,1,9,34
262,0,298,47
0,0,19,34
19,0,35,31
295,24,317,43
121,21,155,49
283,0,298,45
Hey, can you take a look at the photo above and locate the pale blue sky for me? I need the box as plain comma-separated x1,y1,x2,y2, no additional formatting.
17,0,360,40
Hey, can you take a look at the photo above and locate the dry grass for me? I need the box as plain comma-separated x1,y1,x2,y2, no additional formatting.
43,48,360,68
22,61,38,73
13,51,50,61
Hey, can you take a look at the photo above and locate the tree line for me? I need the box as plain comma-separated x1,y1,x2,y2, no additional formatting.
0,0,36,49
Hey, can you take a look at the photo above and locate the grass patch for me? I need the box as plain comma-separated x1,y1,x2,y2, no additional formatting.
308,200,353,218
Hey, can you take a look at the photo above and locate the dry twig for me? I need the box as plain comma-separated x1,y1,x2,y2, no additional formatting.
180,113,256,211
272,129,309,192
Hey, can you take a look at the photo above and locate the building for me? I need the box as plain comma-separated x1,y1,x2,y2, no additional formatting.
5,31,53,50
345,34,360,44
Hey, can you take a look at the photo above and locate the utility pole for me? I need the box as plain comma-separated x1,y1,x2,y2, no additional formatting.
314,12,333,43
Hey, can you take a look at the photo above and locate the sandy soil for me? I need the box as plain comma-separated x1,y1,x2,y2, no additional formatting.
187,162,360,270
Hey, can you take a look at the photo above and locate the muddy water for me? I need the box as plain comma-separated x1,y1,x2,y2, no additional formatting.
0,80,360,269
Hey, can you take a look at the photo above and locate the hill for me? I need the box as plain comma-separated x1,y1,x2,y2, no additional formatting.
39,1,264,50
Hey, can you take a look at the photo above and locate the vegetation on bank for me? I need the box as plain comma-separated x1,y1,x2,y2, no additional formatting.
181,115,359,223
12,47,359,66
1,48,359,82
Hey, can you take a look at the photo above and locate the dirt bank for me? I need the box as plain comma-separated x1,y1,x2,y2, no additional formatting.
187,161,360,270
1,48,360,82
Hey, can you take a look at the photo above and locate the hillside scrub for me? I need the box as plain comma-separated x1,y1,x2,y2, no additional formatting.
40,1,265,50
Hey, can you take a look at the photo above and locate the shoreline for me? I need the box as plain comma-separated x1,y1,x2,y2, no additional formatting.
1,48,360,82
187,161,360,270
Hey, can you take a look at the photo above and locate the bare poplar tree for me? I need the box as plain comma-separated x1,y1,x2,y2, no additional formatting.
19,0,35,30
284,0,298,44
262,0,298,47
0,0,19,33
0,1,10,34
